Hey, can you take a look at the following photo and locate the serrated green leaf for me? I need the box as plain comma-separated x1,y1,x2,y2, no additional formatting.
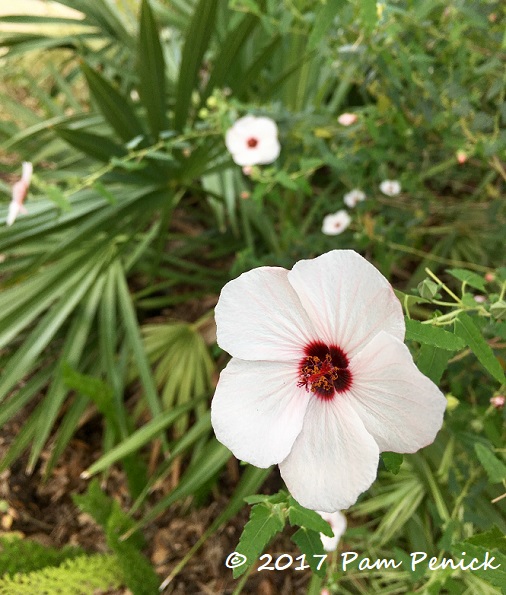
450,541,506,591
405,318,465,351
381,452,403,474
474,443,506,483
447,268,486,291
454,313,505,384
138,0,167,138
416,344,451,384
233,504,285,578
465,527,506,550
290,528,327,578
287,497,333,536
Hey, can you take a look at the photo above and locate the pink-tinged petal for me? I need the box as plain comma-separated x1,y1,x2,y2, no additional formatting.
215,267,317,361
211,358,309,467
348,331,446,453
21,162,33,185
11,180,27,205
279,396,379,512
317,510,347,551
287,250,405,358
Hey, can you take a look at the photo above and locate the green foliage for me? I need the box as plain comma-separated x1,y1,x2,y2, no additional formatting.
0,535,83,578
0,553,123,595
73,480,160,594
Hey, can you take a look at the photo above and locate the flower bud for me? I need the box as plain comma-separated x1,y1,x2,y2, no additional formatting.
490,395,505,409
490,300,506,320
445,395,459,411
417,279,439,299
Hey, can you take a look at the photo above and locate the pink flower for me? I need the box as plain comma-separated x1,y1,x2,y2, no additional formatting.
379,180,401,196
225,115,280,166
490,395,505,409
7,162,32,226
338,113,358,126
211,250,446,511
322,210,351,235
456,150,467,164
343,189,366,208
318,510,346,551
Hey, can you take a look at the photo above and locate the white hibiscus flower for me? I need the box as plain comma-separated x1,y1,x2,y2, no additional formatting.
343,189,366,208
379,180,401,196
322,210,351,235
225,115,281,166
211,250,446,512
318,510,347,552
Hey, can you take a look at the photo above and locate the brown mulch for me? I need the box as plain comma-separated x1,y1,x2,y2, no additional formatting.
0,410,311,595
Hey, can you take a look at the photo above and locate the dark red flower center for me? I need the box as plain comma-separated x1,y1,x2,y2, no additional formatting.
246,137,259,148
298,341,352,399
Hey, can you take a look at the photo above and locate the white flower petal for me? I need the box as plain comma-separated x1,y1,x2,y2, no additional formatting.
322,210,351,235
21,162,33,185
379,180,401,196
343,189,366,208
287,250,405,358
348,331,446,452
215,266,317,361
279,397,379,512
318,510,347,551
225,115,280,166
211,358,309,467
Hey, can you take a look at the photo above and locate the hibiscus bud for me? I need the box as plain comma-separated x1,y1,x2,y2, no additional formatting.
473,295,486,303
446,395,459,411
456,150,467,164
490,395,505,409
417,279,439,299
338,113,358,126
242,166,253,176
240,191,250,200
490,300,506,320
485,272,495,282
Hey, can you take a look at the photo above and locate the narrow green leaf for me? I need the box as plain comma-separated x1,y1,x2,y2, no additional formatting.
447,268,486,291
308,0,346,50
81,62,144,142
455,313,505,384
138,0,168,138
233,503,285,578
474,443,506,483
417,344,451,384
83,401,198,477
114,262,163,419
202,10,259,100
290,528,327,578
405,318,465,351
174,0,218,130
56,127,126,162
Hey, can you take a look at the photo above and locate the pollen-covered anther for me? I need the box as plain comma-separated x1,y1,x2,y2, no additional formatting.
298,353,339,394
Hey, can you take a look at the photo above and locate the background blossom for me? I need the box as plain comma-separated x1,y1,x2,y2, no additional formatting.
225,115,280,166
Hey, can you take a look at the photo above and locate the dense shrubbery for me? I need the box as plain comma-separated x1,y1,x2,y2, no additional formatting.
0,1,504,593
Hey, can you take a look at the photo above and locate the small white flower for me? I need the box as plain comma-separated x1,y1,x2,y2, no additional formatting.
322,210,351,235
343,189,366,208
379,180,401,196
211,250,446,511
338,113,358,126
225,115,280,167
318,510,347,552
6,162,32,226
